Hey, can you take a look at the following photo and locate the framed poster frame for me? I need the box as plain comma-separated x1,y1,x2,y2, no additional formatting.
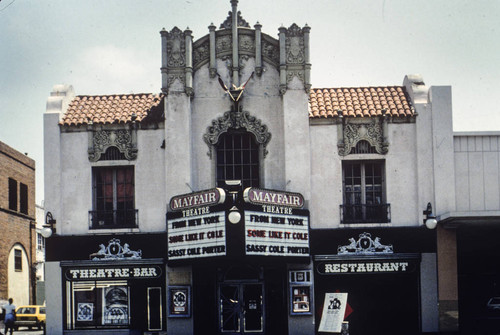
168,286,191,318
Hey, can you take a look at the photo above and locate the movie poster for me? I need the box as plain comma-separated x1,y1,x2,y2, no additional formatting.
103,286,129,325
318,292,348,333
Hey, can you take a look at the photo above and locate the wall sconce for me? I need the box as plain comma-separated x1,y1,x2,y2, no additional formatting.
41,211,57,238
423,202,438,230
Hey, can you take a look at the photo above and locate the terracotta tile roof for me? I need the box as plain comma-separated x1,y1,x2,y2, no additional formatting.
60,93,164,126
309,86,414,119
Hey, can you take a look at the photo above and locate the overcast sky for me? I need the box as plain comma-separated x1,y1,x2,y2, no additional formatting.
1,0,499,203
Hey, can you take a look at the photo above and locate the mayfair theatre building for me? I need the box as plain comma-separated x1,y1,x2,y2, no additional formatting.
43,1,459,334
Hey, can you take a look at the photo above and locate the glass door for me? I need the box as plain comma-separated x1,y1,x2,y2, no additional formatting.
219,283,264,334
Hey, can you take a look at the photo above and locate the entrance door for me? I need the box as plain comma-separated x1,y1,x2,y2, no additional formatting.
219,283,264,334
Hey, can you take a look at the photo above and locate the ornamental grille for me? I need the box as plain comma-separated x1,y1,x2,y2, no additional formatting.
101,146,126,161
352,140,377,154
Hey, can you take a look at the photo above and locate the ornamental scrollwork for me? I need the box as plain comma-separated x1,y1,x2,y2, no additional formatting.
337,232,393,255
166,27,186,68
339,118,388,156
216,35,232,55
286,69,304,85
219,10,250,29
285,24,305,65
193,40,210,69
203,109,271,158
88,129,137,162
262,39,279,66
90,238,142,261
167,73,186,88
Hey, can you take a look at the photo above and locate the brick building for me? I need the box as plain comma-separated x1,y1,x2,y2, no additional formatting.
0,141,36,306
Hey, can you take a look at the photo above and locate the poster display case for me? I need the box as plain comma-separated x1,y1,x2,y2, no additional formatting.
289,270,313,315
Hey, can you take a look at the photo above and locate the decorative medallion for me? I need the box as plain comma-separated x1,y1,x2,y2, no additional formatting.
339,118,388,156
216,35,232,55
88,129,137,162
239,35,255,53
203,109,271,158
90,238,142,261
337,232,393,255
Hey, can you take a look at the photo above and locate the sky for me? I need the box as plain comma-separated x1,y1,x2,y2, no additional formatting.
1,0,499,204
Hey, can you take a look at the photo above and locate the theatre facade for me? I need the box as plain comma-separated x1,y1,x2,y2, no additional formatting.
44,1,456,334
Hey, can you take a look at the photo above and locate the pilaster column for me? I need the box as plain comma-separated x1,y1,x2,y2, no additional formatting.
231,0,239,86
254,22,262,77
303,24,311,91
185,27,193,96
209,23,217,78
160,28,168,94
278,25,287,94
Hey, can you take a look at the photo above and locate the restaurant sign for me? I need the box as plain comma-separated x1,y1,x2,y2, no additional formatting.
245,205,310,257
316,259,418,275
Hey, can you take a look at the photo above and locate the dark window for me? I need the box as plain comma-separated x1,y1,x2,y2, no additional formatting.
90,166,136,229
8,178,17,211
20,183,28,214
14,249,22,271
216,131,260,188
66,281,129,329
341,160,390,223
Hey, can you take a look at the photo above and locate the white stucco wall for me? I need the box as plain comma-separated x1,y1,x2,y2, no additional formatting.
309,121,420,228
45,262,63,335
54,128,166,235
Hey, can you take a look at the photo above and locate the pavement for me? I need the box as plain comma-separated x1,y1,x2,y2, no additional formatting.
0,325,44,335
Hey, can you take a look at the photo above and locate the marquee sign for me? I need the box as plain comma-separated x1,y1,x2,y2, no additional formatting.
169,188,226,212
245,205,310,257
243,188,304,209
167,187,309,261
167,206,226,261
